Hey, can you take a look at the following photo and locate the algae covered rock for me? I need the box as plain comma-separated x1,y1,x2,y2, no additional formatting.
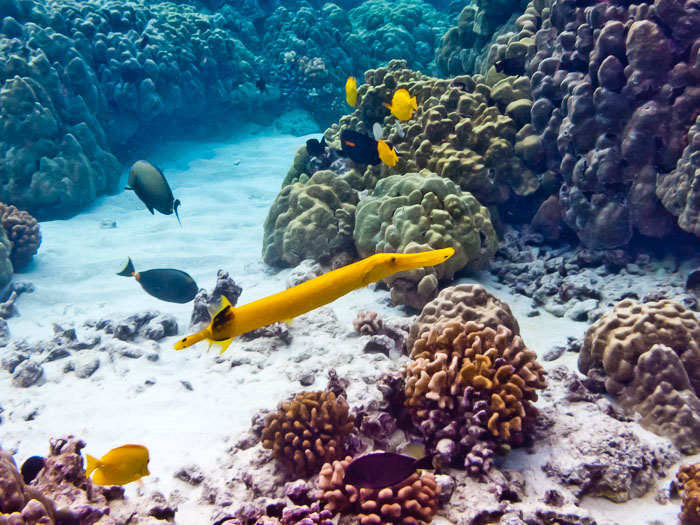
263,170,358,267
354,172,497,309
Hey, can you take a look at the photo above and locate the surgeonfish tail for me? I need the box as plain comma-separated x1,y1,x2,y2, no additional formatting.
173,199,182,227
410,96,417,109
395,247,455,272
85,454,99,478
413,453,436,470
116,257,136,277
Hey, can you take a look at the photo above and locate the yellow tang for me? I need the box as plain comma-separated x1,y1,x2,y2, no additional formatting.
175,248,455,353
377,140,398,167
86,444,150,486
384,88,417,121
345,76,357,107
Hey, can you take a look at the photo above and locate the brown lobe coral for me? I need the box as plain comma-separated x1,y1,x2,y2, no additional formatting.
0,203,41,271
261,390,355,478
677,462,700,525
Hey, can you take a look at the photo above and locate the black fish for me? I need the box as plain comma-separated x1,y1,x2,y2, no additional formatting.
126,160,181,226
343,452,435,489
21,456,45,484
139,34,149,50
339,129,381,166
494,58,526,76
256,77,267,93
117,257,198,304
305,136,327,157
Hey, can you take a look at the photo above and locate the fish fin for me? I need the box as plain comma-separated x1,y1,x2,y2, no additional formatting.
383,102,392,111
209,337,234,354
320,136,327,148
136,478,145,489
410,96,417,109
116,257,135,277
413,453,436,470
282,318,294,326
124,186,133,191
173,199,182,227
147,205,155,215
85,454,99,478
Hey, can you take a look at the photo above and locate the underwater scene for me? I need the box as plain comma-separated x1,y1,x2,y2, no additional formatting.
1,0,700,523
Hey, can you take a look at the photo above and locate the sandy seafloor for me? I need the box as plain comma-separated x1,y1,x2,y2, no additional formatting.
0,126,694,524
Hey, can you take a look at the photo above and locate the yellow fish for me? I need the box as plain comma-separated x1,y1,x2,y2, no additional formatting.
346,76,357,107
384,88,417,121
175,248,455,353
377,140,398,167
86,444,150,486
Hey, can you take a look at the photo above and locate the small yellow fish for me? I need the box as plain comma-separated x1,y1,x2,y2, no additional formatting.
175,248,455,353
377,140,398,167
86,444,150,486
346,76,357,107
383,88,417,121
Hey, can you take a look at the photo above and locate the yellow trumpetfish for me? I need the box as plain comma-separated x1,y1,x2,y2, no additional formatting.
174,248,455,353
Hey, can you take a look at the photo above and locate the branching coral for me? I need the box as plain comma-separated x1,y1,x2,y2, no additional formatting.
318,455,439,525
677,463,700,525
403,320,545,474
579,299,700,452
263,170,358,267
261,390,356,478
407,284,520,352
0,203,41,271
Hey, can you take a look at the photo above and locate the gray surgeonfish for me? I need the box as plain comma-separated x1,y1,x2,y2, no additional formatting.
126,160,181,226
117,257,198,303
342,451,435,489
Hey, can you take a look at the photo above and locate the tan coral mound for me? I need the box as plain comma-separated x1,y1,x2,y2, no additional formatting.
261,390,356,478
0,203,41,271
318,456,439,525
407,283,520,352
677,463,700,525
579,299,700,396
405,320,545,448
0,447,55,523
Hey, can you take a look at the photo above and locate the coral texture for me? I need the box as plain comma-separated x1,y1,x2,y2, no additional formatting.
677,463,700,525
261,390,356,478
407,283,520,352
579,299,700,452
403,320,545,474
0,203,41,271
263,170,358,267
318,455,439,525
353,173,497,309
0,447,56,522
527,0,700,247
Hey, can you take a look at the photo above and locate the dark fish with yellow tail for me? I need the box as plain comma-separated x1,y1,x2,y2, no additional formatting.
86,444,150,486
343,452,435,489
117,257,198,303
174,247,454,353
494,58,526,76
126,160,182,226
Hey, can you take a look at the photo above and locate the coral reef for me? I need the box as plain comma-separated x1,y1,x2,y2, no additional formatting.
260,390,356,478
0,224,12,290
677,463,700,525
354,172,497,309
318,455,439,525
579,298,700,452
403,320,545,474
0,0,263,218
263,170,358,267
0,203,41,271
407,283,520,351
526,0,700,248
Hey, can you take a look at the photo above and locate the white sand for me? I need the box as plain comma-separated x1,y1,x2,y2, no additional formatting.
0,128,688,524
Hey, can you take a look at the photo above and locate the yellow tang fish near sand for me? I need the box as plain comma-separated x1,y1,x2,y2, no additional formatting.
377,139,398,167
384,88,417,121
175,248,455,353
346,76,357,107
86,444,150,486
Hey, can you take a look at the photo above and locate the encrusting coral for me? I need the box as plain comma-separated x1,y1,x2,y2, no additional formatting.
263,170,358,268
677,463,700,525
318,455,439,525
579,299,700,453
261,390,356,478
403,320,545,475
0,203,41,271
407,283,520,352
353,173,498,309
